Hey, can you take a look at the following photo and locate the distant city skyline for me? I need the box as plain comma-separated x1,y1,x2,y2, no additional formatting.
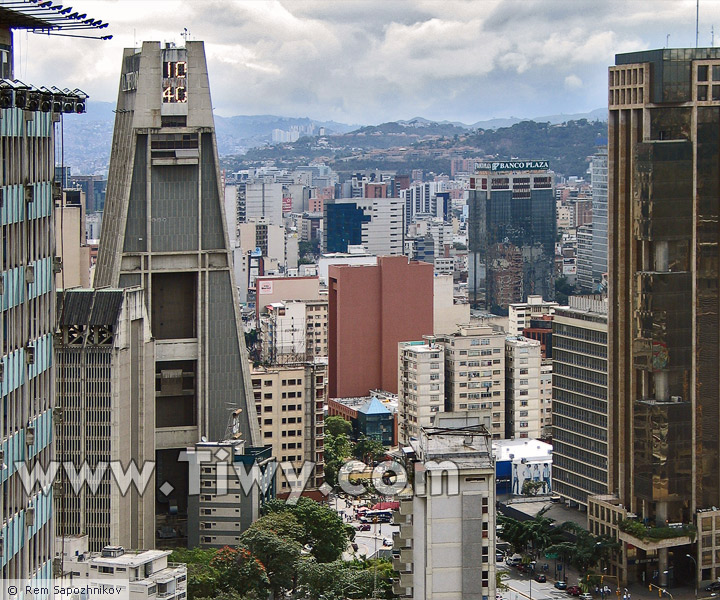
15,0,720,124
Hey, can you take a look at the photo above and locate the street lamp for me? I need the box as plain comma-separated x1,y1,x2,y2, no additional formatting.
687,554,698,600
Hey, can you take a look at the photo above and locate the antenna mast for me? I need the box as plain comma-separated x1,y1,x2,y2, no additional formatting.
697,0,700,48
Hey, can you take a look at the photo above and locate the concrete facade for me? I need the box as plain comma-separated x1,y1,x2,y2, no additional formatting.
55,288,155,551
328,256,434,398
507,296,559,336
433,324,507,439
393,425,497,599
397,341,445,445
505,336,542,439
93,42,260,545
250,363,326,493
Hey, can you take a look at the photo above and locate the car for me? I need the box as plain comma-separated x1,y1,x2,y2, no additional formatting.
357,524,371,531
535,574,547,583
567,586,582,596
383,538,392,546
555,581,568,590
516,564,529,574
579,594,593,600
707,583,720,592
496,552,505,563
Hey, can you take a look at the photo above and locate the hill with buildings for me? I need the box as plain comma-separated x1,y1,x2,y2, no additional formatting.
61,102,606,178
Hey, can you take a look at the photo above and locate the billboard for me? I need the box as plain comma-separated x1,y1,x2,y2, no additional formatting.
475,160,550,172
510,459,552,495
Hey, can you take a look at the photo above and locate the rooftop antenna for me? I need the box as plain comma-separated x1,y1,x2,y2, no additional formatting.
181,27,189,43
666,34,670,48
712,25,715,47
696,0,700,48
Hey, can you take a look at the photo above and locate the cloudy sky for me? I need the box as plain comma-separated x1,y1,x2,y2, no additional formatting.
13,0,720,125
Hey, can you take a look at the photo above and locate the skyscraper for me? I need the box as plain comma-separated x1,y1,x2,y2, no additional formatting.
95,41,260,541
0,2,109,582
594,47,720,587
590,146,608,290
551,296,608,508
467,162,555,313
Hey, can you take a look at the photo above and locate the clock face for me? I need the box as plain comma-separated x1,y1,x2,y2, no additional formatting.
162,60,187,103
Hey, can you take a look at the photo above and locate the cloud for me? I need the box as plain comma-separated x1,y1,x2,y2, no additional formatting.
565,75,583,90
15,0,720,124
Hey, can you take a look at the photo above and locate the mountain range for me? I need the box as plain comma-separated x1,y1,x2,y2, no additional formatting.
60,102,607,176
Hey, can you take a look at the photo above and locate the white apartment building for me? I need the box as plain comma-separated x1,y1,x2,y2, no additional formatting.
433,323,507,439
505,336,542,439
398,341,445,445
244,181,284,226
361,197,404,256
540,361,553,438
251,362,326,493
57,536,187,600
508,295,559,336
260,299,328,363
393,424,496,599
187,439,275,548
411,218,454,258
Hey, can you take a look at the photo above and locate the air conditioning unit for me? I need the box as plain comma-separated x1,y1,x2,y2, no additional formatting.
26,506,35,527
0,363,4,383
24,185,34,204
52,406,63,424
25,425,35,446
25,265,35,284
670,395,683,403
0,277,4,295
26,345,35,365
52,257,62,274
53,481,63,497
0,449,5,469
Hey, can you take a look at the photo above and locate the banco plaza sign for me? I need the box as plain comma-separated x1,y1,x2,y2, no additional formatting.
474,160,550,172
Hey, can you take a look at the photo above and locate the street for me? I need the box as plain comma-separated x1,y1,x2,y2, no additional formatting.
329,493,399,560
501,566,572,600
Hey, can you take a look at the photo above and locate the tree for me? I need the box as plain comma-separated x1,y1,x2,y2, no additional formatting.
246,510,305,548
238,527,301,599
546,522,620,575
296,559,375,600
169,546,269,599
325,415,353,437
522,480,545,496
263,497,349,563
497,507,564,558
324,430,352,486
352,435,386,464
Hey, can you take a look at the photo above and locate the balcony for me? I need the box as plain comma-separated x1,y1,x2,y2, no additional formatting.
618,518,696,551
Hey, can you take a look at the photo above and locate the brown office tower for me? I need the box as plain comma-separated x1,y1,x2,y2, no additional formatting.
95,42,261,543
328,256,433,398
590,48,720,588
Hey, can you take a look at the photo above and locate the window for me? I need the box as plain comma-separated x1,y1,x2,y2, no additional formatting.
481,338,490,345
471,339,480,346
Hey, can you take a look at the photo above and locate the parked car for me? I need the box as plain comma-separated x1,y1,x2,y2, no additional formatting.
555,581,568,590
579,594,594,600
506,554,523,566
535,574,547,583
707,583,720,592
567,586,582,596
382,538,392,546
496,552,505,563
357,524,371,531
